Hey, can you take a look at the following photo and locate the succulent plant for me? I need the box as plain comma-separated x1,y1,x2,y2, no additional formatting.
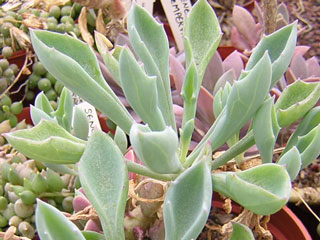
3,0,320,239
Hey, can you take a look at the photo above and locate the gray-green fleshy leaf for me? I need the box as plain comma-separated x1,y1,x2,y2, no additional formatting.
114,126,127,155
128,4,175,130
212,164,291,215
164,160,212,240
53,87,74,132
253,97,280,163
79,130,128,240
184,0,222,80
212,69,236,96
30,29,134,134
245,21,297,87
284,106,320,154
179,119,195,162
34,91,54,116
3,120,85,164
209,52,271,151
36,199,85,240
73,105,89,140
230,222,255,240
296,125,320,169
44,162,78,175
213,82,231,118
30,105,55,126
278,147,301,180
181,61,198,127
95,31,120,86
276,81,320,127
82,231,105,240
129,123,183,174
119,47,166,131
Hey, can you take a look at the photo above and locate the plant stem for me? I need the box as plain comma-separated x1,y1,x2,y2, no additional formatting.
212,131,255,170
126,161,177,181
262,0,278,35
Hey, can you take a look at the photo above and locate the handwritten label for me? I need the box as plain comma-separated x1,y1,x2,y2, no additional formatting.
136,0,155,14
160,0,192,52
72,93,101,137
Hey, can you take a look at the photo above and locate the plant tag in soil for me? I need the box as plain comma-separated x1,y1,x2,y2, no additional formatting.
72,93,101,137
160,0,192,51
135,0,155,14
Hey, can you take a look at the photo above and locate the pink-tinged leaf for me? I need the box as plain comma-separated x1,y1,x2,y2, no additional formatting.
293,46,310,58
197,86,214,126
231,27,252,51
173,104,184,116
306,56,320,77
278,76,287,90
290,53,308,79
169,54,186,94
147,220,165,240
203,52,224,93
84,219,102,232
278,2,289,23
213,69,236,96
125,149,142,180
254,1,264,25
276,15,288,30
172,90,184,106
73,195,91,213
169,47,176,55
222,50,244,79
286,68,297,85
232,5,259,48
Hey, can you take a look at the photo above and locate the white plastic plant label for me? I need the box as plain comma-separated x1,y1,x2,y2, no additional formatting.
160,0,192,52
135,0,155,14
72,93,101,137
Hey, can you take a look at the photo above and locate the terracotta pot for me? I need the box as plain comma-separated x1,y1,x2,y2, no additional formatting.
213,193,312,240
17,107,112,134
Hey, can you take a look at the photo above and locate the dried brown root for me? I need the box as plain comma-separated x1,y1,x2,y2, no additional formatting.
290,187,320,205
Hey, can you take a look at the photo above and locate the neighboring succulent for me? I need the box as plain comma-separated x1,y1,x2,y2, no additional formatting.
4,1,320,240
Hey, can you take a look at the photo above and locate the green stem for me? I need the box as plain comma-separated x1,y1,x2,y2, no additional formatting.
126,161,177,181
212,131,255,170
38,192,75,198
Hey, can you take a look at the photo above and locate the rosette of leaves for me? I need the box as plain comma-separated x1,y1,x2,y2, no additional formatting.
4,0,320,239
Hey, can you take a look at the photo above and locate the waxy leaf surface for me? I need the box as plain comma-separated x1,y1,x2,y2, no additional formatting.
278,147,301,180
230,222,255,240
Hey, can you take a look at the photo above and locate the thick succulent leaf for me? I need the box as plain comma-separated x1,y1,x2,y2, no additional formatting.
212,164,291,215
164,160,212,240
79,130,128,240
128,4,175,130
129,123,183,174
114,126,127,154
3,120,85,164
230,222,255,240
30,105,55,126
30,29,134,134
276,81,320,127
179,119,195,161
284,106,320,153
202,52,224,93
119,48,166,131
44,162,78,175
253,97,280,163
36,199,85,240
34,91,54,116
82,231,105,240
184,0,222,79
73,105,89,140
212,69,236,96
222,50,244,79
290,53,308,79
307,56,320,76
95,31,120,86
209,52,271,151
213,82,231,118
53,88,74,132
245,22,297,88
296,125,320,168
278,147,301,180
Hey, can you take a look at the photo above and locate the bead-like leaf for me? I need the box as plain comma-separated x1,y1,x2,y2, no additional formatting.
128,4,175,130
276,81,320,127
164,160,212,240
230,222,255,240
36,199,85,240
278,147,301,180
30,29,134,134
130,123,183,174
73,105,89,140
212,164,291,215
79,130,128,240
296,125,320,169
119,47,166,131
114,126,127,154
184,0,222,80
253,97,280,163
245,22,297,88
4,120,85,164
